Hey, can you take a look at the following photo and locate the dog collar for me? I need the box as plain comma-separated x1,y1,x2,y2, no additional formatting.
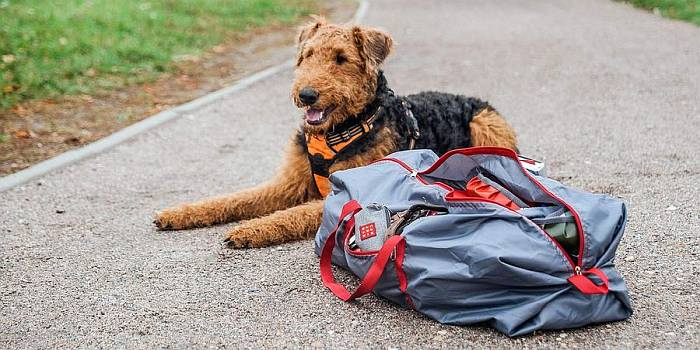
304,108,381,197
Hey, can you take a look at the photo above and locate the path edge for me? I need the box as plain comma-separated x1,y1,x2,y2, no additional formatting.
0,0,369,193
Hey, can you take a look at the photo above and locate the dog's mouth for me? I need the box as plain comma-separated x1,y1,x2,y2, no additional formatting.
304,106,335,125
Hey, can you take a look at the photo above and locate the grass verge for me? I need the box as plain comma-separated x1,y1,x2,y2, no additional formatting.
624,0,700,25
0,0,317,108
0,0,356,176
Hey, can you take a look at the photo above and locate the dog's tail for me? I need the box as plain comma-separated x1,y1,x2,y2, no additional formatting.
468,103,518,152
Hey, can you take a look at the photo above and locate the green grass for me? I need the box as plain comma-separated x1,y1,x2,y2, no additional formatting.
0,0,317,108
625,0,700,25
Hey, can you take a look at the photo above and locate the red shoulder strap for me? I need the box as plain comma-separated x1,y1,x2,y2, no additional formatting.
320,200,405,301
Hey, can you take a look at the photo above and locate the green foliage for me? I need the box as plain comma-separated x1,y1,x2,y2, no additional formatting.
626,0,700,26
0,0,316,108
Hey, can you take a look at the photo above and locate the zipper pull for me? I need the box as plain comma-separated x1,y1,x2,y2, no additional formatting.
575,266,583,275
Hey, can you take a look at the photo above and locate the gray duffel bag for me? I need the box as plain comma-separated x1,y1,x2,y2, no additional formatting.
316,147,632,336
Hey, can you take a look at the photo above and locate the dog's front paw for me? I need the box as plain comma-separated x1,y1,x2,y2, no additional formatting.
154,210,176,230
223,228,255,249
223,225,269,249
154,206,198,230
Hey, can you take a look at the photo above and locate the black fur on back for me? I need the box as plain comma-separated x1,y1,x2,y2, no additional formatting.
296,70,492,160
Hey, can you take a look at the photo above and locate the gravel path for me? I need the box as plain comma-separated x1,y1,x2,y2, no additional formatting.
1,0,698,348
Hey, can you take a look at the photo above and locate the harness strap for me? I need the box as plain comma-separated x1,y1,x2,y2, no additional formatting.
305,109,381,197
400,98,420,150
304,95,420,197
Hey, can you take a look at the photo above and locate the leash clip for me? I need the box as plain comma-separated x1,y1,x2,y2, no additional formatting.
401,99,421,147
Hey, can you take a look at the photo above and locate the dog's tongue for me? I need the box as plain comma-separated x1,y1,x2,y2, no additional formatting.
305,108,324,123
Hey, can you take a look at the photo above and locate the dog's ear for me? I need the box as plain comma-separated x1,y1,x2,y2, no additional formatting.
297,15,327,46
352,26,393,69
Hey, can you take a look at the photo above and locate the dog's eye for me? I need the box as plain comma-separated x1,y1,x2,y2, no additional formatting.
335,53,347,65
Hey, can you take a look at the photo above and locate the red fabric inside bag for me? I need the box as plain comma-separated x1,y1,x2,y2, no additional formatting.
446,176,523,211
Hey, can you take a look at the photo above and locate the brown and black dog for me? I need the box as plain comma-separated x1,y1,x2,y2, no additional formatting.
154,17,517,248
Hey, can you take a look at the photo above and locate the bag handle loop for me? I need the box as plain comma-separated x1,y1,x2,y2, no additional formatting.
320,200,405,301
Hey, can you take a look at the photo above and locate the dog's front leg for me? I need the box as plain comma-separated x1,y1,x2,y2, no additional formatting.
155,138,315,230
224,200,324,248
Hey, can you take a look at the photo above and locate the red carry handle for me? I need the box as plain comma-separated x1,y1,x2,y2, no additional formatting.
320,200,405,301
568,267,609,295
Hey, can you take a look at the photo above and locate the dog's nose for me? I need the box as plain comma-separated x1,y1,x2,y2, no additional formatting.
298,87,319,105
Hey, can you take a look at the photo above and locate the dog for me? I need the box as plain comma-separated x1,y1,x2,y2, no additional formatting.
154,17,517,248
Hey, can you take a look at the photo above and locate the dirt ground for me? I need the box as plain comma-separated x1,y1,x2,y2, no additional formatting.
0,0,356,176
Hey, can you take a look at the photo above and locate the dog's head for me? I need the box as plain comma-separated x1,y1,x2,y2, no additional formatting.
291,17,393,134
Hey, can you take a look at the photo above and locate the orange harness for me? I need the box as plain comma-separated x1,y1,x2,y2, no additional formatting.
304,111,380,197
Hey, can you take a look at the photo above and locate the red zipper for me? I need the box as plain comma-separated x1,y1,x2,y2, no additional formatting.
417,147,588,273
373,155,583,274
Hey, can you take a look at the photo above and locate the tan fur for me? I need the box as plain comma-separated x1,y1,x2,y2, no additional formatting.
155,138,314,231
224,200,325,248
469,108,518,149
155,17,517,248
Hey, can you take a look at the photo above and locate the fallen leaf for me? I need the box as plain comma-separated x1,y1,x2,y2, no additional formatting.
14,129,31,139
2,54,16,63
212,45,226,53
3,84,19,93
63,136,82,145
79,94,94,102
11,105,27,116
173,54,199,62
